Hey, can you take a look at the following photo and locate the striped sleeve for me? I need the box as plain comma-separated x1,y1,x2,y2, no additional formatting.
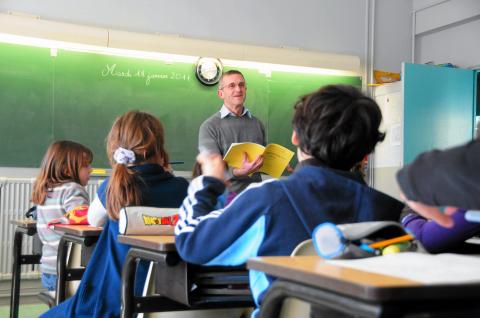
175,176,273,266
62,183,89,212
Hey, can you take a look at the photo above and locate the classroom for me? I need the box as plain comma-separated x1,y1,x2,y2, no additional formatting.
1,0,480,317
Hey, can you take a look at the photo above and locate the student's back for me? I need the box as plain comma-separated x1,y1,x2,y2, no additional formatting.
175,85,404,314
259,161,402,252
41,111,188,318
41,167,187,318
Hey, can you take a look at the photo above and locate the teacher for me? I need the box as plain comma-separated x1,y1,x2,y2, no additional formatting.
198,70,266,193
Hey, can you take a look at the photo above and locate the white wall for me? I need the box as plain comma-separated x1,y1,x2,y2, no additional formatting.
374,0,413,72
413,0,480,68
0,0,366,56
0,0,413,78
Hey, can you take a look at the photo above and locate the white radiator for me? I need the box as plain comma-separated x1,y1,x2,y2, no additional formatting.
0,178,103,278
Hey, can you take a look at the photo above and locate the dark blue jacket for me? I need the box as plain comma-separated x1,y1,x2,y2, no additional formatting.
175,160,403,309
41,164,188,318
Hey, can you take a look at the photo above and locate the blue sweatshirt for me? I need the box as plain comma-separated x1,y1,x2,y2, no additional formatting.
175,160,404,310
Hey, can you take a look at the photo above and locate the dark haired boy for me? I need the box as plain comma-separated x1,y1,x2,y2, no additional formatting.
176,85,404,315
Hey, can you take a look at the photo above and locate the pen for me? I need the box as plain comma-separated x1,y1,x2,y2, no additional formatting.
368,234,414,249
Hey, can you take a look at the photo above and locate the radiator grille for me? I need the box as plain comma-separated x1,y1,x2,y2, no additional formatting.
0,178,102,278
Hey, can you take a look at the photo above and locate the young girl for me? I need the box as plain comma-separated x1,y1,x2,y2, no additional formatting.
41,110,189,318
32,140,93,291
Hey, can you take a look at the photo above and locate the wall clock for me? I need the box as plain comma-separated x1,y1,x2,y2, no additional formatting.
195,57,223,86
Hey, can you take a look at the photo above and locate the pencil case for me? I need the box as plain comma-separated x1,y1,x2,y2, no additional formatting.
118,206,179,235
312,221,425,259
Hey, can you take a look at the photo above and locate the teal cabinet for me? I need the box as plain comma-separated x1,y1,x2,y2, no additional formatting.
373,63,477,199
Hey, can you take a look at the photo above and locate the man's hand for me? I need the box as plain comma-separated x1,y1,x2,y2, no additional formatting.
400,191,457,228
232,153,263,177
196,152,226,181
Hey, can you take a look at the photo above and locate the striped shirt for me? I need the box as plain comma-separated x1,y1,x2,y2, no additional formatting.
36,182,89,275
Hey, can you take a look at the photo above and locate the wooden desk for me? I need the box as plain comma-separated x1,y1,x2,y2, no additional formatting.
53,224,102,304
9,220,40,318
118,235,253,318
118,235,176,252
248,256,480,318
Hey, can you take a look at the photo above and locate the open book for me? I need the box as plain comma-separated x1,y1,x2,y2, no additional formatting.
223,142,294,178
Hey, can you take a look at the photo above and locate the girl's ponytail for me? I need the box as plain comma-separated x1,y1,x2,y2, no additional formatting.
106,161,141,220
105,111,169,220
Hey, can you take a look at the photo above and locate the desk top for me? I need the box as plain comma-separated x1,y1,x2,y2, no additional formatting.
118,235,176,252
53,224,103,237
10,219,36,228
248,255,480,301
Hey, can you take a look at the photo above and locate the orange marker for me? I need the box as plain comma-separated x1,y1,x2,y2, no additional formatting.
369,234,414,249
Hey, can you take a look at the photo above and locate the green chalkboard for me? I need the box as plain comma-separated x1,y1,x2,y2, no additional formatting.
0,42,361,169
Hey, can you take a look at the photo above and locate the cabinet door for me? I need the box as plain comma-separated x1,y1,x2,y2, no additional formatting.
403,63,475,164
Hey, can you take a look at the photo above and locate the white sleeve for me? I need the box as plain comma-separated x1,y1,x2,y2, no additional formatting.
88,195,108,227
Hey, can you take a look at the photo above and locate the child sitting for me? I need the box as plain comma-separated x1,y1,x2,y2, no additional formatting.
41,111,188,317
175,85,404,316
32,140,92,291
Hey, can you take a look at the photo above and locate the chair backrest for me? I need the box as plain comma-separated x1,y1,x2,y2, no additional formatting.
279,239,316,318
291,239,316,256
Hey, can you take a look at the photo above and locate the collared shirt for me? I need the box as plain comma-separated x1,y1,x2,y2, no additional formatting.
219,104,252,119
199,105,266,193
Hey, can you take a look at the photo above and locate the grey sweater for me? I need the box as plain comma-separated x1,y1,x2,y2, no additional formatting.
198,111,266,193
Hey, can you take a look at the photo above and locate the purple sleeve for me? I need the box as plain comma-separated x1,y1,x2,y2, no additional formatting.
402,210,480,253
225,191,237,206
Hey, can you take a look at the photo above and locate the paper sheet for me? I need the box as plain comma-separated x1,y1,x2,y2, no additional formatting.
327,252,480,284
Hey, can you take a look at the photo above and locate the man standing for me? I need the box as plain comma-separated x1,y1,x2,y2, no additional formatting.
198,70,266,193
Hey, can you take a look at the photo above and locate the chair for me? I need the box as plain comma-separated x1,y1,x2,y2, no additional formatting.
279,239,315,318
141,262,250,318
37,240,83,307
31,233,55,308
38,290,56,308
291,239,316,256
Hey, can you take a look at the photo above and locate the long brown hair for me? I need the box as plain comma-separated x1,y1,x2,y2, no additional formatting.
32,140,93,204
106,110,170,220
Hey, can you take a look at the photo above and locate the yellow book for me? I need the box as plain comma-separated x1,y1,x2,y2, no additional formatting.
223,143,295,178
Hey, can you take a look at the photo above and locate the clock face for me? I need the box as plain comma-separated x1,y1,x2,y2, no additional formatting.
196,57,223,86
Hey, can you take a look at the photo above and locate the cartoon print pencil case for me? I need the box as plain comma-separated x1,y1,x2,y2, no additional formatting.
47,205,89,227
118,206,179,235
312,221,425,260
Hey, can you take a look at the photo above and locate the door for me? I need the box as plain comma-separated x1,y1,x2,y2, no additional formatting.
403,63,475,164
